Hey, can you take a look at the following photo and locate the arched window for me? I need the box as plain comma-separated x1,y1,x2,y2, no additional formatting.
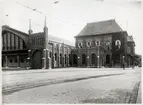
60,53,62,64
87,41,91,48
115,40,121,49
65,54,66,64
96,41,100,46
2,33,27,50
55,53,57,61
78,42,82,48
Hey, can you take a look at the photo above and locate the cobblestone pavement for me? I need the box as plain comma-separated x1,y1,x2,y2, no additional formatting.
2,67,141,104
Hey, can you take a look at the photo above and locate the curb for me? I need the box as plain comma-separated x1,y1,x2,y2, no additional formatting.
126,81,141,103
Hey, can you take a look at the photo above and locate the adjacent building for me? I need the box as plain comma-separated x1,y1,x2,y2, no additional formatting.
72,19,136,68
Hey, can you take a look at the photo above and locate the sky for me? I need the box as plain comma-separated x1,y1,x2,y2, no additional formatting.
0,0,143,55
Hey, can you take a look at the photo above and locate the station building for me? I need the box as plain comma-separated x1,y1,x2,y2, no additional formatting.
1,19,137,69
2,20,74,69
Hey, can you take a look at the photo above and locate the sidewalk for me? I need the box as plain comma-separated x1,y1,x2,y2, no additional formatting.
2,67,136,75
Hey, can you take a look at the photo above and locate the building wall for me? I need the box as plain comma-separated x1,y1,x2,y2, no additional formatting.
73,34,112,67
73,32,130,68
2,29,29,69
112,32,128,67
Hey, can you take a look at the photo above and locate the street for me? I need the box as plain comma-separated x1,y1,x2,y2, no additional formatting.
2,67,141,104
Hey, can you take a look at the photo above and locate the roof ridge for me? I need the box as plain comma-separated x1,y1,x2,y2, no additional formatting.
87,19,115,24
77,19,123,37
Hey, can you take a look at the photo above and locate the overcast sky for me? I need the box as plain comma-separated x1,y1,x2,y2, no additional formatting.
0,0,143,54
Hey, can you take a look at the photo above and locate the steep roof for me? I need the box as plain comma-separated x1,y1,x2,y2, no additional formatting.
77,19,123,37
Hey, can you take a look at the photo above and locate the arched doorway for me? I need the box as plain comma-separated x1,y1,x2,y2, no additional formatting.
69,54,72,66
73,54,77,66
32,50,42,69
60,53,62,66
91,53,96,67
82,54,87,66
106,55,110,64
65,54,67,66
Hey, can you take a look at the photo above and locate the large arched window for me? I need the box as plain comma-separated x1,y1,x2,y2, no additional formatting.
105,40,111,50
2,33,27,50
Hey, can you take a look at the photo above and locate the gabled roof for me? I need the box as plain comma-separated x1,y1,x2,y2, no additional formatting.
127,36,134,42
77,19,123,37
31,32,74,46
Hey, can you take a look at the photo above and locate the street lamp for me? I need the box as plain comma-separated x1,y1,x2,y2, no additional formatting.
78,56,80,67
27,57,30,69
97,55,100,68
87,56,89,67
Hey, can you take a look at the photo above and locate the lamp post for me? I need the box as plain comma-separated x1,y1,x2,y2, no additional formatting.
26,49,31,69
42,49,47,69
87,56,89,67
27,57,30,69
97,55,100,68
122,56,125,69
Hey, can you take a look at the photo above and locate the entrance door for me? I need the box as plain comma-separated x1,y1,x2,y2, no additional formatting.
106,55,110,65
82,54,87,66
32,50,42,69
91,53,97,67
73,54,78,66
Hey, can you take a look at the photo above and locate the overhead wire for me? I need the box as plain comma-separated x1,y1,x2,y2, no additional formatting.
15,1,80,26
